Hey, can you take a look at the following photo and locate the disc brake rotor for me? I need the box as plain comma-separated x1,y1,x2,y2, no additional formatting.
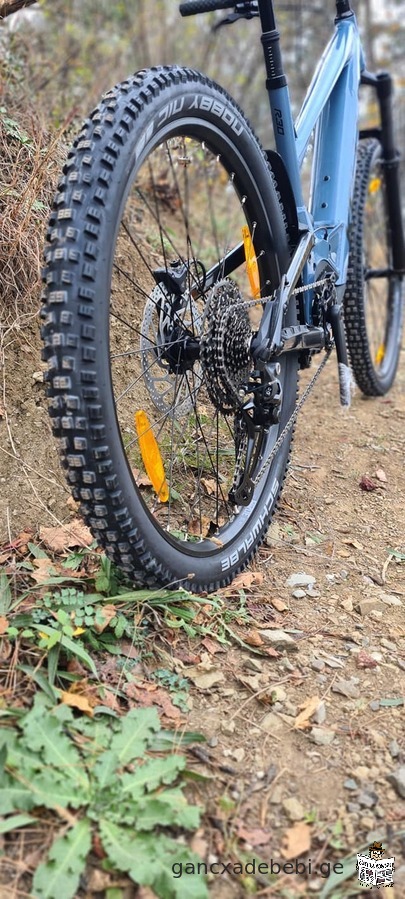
140,284,203,417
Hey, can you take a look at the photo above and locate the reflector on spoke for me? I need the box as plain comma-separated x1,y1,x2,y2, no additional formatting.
375,344,385,365
134,410,169,502
242,225,260,299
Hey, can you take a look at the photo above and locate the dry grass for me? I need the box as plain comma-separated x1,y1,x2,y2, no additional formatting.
0,101,65,328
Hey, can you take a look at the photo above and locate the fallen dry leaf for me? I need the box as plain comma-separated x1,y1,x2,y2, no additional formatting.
243,628,264,647
132,467,152,488
187,670,225,690
188,515,211,537
30,557,59,584
222,570,264,594
93,604,116,634
125,681,182,720
356,649,378,669
0,616,9,635
66,495,79,512
201,635,225,655
359,475,378,492
262,646,281,658
40,518,93,552
236,822,271,847
200,477,217,495
281,822,311,859
60,690,94,717
294,695,322,730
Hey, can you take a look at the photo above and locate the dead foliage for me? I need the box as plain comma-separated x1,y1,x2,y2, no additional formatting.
0,89,64,325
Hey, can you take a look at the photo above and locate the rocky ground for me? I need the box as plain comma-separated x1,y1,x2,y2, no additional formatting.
0,319,404,898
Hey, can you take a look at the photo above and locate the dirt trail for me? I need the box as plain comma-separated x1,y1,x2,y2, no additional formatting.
1,321,404,896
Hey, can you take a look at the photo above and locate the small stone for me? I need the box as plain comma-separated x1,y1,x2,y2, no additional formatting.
313,701,326,725
322,654,345,669
271,685,287,702
286,572,316,588
308,878,324,892
292,589,306,599
352,766,370,781
332,679,360,699
310,727,335,746
261,712,286,734
380,638,397,651
389,740,400,758
369,700,380,711
260,629,298,652
358,790,378,809
221,720,236,735
358,598,384,616
386,766,405,798
208,736,218,748
378,592,403,607
269,784,284,804
341,598,353,612
311,659,325,672
279,658,296,671
360,815,375,829
343,778,358,791
244,658,263,673
32,370,44,383
284,701,298,717
232,747,245,763
370,610,383,621
346,802,360,813
282,797,305,821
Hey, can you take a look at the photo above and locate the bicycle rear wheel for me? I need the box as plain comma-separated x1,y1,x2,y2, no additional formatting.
344,139,404,396
41,66,298,592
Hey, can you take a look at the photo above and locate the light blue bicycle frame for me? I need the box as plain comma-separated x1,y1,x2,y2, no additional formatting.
266,10,363,311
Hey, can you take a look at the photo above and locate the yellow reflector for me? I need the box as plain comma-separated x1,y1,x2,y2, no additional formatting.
242,225,260,299
134,410,169,502
369,177,381,194
375,344,385,365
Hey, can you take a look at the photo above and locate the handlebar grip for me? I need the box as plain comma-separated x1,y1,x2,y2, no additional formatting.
179,1,235,16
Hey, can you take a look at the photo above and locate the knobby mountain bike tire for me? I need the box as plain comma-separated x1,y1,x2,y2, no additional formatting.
344,138,404,396
41,66,299,593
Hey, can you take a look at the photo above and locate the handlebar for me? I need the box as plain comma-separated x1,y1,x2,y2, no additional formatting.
179,1,236,16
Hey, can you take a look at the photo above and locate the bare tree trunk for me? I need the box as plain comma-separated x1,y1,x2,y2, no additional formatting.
0,0,37,20
361,0,376,70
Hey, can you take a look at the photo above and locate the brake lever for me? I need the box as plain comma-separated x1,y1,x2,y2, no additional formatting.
213,9,258,29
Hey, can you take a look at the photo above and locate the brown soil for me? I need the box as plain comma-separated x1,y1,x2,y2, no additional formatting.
1,316,404,897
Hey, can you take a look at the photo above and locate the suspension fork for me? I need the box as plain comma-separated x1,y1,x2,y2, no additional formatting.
361,70,405,274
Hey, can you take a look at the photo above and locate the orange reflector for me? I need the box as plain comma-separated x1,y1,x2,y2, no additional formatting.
242,225,260,299
369,177,381,194
134,410,169,502
375,344,385,365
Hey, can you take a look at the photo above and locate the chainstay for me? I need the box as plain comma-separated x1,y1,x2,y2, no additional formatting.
251,346,333,488
234,276,332,310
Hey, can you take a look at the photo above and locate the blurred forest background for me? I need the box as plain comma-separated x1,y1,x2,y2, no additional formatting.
0,0,404,313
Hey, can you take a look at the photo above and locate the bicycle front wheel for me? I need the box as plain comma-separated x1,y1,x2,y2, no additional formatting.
344,139,404,396
42,66,298,592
